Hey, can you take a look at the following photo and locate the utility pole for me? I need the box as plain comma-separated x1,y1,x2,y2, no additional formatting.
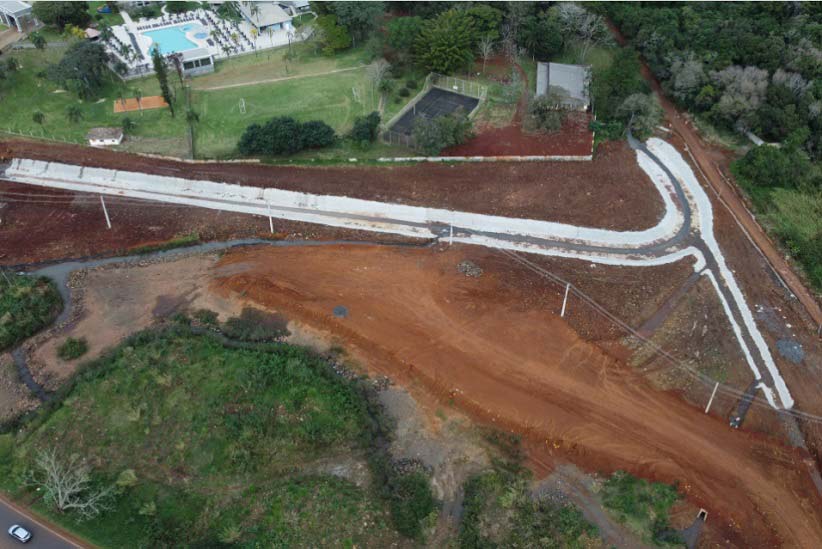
100,195,111,229
560,283,571,317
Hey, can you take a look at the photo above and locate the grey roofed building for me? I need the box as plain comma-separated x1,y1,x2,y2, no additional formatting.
0,0,34,32
535,62,592,111
238,2,293,31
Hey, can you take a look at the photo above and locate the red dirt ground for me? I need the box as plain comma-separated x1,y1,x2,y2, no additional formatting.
0,138,660,232
211,243,822,548
445,62,594,157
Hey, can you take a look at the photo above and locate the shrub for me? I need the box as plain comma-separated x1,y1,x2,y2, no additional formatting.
238,117,337,156
193,309,218,326
0,274,62,351
412,108,473,155
524,93,564,134
57,337,88,360
398,87,410,97
405,79,418,89
300,120,336,149
222,307,290,342
388,472,436,540
349,111,381,146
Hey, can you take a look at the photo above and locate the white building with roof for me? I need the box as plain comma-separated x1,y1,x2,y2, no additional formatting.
0,0,34,32
536,62,592,111
179,47,215,76
87,127,124,147
238,1,294,32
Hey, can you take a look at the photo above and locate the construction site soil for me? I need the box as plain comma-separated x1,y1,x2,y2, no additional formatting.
0,138,659,231
211,243,822,548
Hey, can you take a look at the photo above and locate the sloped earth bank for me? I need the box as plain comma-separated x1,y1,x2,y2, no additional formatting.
211,244,822,548
0,138,661,232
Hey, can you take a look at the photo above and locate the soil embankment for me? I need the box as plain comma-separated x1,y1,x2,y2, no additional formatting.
212,243,822,548
0,138,660,232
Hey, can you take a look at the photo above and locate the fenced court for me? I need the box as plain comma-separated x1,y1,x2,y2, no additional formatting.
390,88,480,136
382,73,487,149
113,96,169,113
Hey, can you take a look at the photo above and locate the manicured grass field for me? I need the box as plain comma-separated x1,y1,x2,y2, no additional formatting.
2,326,404,547
0,274,62,352
194,66,380,157
191,43,370,90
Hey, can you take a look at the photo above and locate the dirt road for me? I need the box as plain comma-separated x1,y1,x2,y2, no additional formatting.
212,243,822,548
608,25,822,331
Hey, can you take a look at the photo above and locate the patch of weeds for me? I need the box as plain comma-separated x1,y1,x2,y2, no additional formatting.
222,307,290,342
481,427,524,464
460,464,598,548
601,470,683,546
57,337,88,361
387,471,438,540
192,308,219,327
127,232,200,255
0,273,62,351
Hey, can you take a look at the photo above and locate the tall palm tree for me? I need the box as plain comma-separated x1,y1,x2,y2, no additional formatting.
134,88,143,116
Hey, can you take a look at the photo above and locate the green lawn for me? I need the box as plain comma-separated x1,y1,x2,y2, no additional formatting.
0,45,190,156
2,325,405,547
193,66,380,157
0,42,409,160
87,1,125,26
191,43,370,90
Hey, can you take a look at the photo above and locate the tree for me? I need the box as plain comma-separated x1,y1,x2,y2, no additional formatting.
316,14,351,55
26,448,114,520
349,111,381,146
617,93,662,139
466,4,503,43
413,108,473,155
555,3,608,62
301,120,336,148
367,58,391,105
415,9,475,74
520,11,563,60
32,111,45,126
668,52,706,106
46,41,110,100
29,31,47,51
239,116,302,155
478,36,495,74
328,1,384,46
32,2,90,31
165,1,189,14
122,116,136,133
65,105,83,123
151,48,175,117
133,87,143,116
386,16,422,61
524,93,565,133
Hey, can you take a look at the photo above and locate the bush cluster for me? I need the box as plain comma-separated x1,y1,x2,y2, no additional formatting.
57,337,88,361
238,116,336,156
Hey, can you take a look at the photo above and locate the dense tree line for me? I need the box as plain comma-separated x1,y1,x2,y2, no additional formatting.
604,3,822,159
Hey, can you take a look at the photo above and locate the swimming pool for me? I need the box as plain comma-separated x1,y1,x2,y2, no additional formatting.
143,24,205,54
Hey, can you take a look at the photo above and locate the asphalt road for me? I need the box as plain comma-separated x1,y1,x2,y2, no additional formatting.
0,497,81,549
